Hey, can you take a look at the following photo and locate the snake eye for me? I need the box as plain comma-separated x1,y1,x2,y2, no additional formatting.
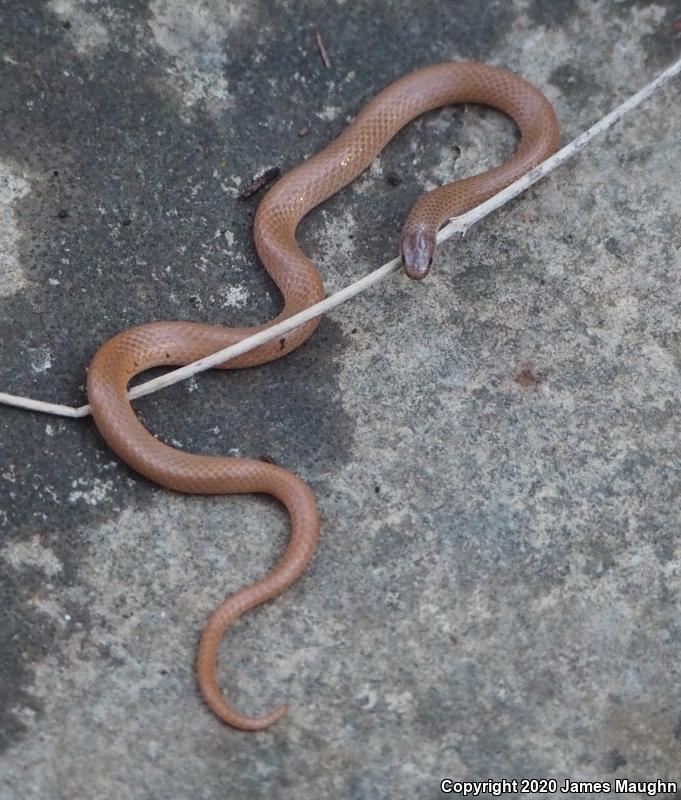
400,228,434,280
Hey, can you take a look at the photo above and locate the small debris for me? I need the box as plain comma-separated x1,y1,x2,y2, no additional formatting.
315,29,331,70
62,20,71,30
56,208,69,219
513,364,543,389
239,167,281,199
260,454,276,464
673,20,681,32
386,172,402,187
298,127,309,137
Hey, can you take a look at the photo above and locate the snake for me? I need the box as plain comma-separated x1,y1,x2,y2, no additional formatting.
86,62,560,731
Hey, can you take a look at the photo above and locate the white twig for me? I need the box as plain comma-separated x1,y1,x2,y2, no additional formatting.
0,391,85,418
2,55,680,421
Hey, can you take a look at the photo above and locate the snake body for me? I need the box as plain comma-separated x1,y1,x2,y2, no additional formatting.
87,63,560,730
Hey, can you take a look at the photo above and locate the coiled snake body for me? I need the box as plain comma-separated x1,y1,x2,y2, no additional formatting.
87,62,560,730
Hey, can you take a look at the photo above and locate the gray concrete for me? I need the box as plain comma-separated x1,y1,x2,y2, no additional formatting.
1,1,680,798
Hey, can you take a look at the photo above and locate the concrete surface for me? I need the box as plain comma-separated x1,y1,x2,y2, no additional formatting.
1,1,680,798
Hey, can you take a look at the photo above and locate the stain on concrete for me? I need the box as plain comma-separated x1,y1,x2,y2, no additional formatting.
0,161,31,298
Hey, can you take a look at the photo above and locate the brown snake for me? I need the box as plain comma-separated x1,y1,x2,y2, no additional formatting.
87,62,560,731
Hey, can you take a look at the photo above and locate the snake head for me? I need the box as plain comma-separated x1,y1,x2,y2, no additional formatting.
400,228,435,280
